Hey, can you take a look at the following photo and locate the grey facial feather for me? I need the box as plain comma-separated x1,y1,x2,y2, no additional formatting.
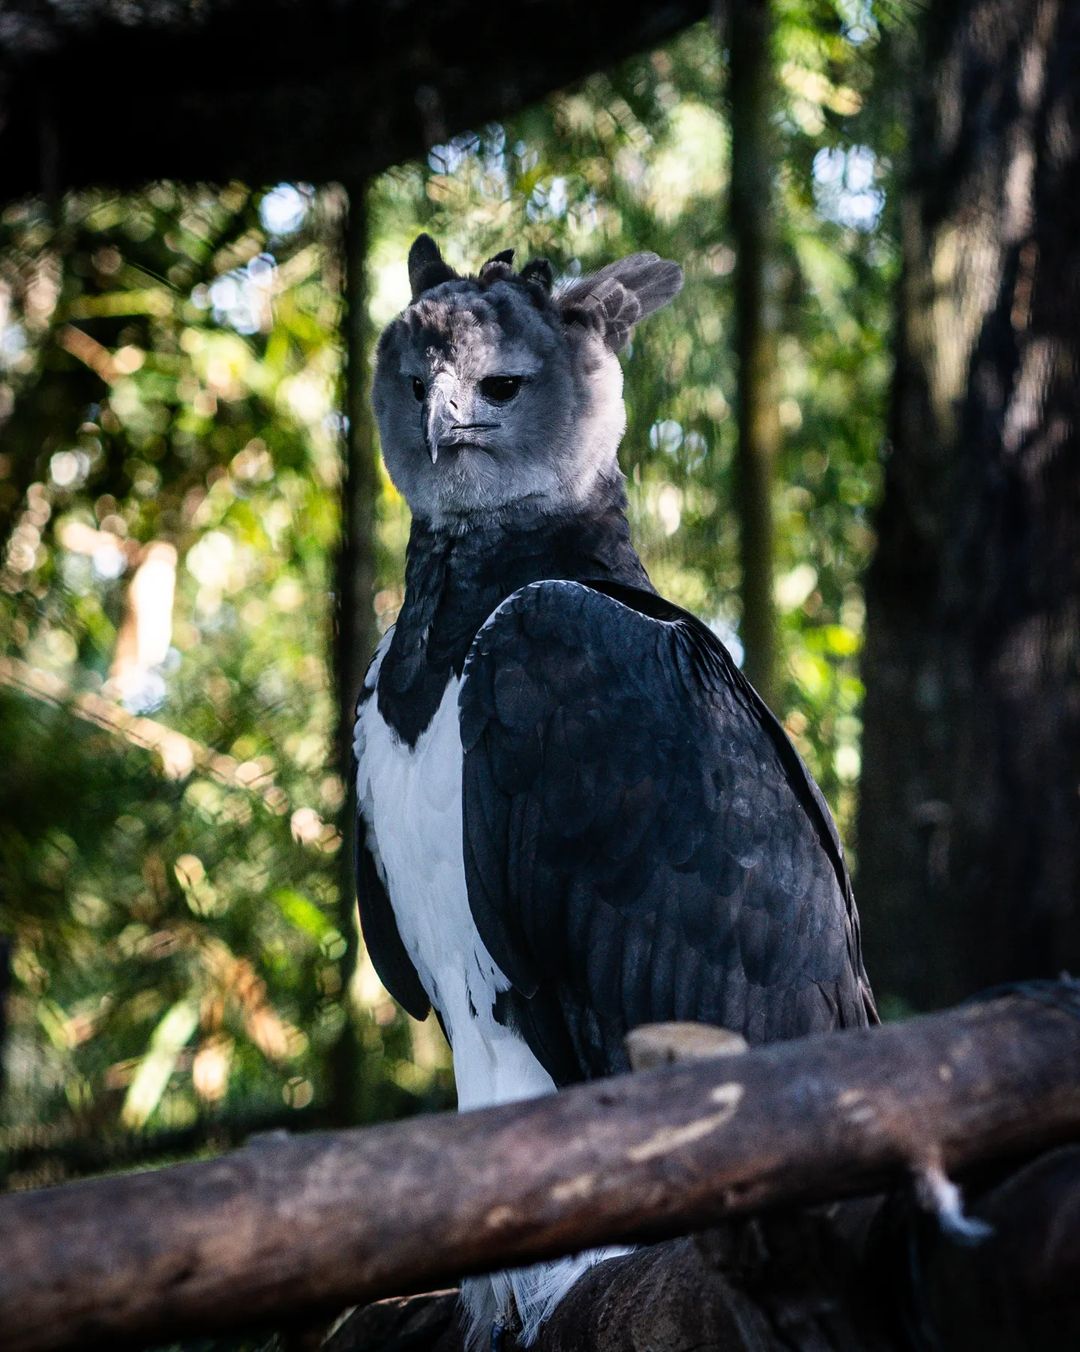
373,240,682,529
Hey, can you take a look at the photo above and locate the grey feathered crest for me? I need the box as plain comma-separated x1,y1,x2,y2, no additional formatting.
556,253,683,351
406,234,682,348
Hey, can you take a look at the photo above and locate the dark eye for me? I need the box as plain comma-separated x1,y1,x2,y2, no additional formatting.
411,377,426,402
480,375,523,404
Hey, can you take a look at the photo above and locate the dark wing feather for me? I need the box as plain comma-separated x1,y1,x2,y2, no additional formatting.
354,825,430,1020
460,580,875,1087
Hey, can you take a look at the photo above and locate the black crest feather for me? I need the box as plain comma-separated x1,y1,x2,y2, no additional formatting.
408,234,456,300
520,258,554,293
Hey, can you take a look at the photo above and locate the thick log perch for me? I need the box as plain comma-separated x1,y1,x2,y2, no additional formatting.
328,1147,1080,1352
2,986,1079,1351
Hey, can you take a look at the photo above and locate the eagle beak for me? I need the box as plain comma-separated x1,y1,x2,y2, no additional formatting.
423,379,456,465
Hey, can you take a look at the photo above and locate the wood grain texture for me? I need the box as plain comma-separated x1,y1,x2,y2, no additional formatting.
1,986,1078,1350
330,1152,1080,1352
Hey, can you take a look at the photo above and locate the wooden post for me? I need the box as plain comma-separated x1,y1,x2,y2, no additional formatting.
725,0,781,708
330,179,379,1124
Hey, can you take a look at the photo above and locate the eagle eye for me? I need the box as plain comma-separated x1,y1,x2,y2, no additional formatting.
480,375,523,404
410,377,426,402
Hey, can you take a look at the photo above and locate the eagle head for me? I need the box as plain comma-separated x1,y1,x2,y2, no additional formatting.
372,234,682,529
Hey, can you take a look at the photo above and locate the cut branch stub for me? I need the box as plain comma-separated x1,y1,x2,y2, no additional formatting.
625,1021,749,1071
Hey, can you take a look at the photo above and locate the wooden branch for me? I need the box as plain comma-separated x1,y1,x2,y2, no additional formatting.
625,1019,749,1069
0,655,291,813
330,1148,1080,1352
2,987,1079,1351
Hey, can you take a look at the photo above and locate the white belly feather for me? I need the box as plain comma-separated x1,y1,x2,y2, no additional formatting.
355,650,555,1111
354,627,626,1345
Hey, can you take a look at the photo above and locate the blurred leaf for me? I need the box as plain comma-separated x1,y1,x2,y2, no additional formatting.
121,999,199,1128
272,888,331,940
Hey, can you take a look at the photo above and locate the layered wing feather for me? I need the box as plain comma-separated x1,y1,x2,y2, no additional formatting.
459,579,875,1086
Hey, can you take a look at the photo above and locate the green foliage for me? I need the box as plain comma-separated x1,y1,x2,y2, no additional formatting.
0,185,450,1175
0,8,899,1181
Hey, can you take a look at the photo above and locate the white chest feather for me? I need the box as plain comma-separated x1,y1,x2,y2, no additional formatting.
354,639,555,1112
354,631,627,1346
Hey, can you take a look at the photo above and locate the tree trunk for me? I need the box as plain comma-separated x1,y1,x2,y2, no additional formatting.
330,182,379,1124
0,934,9,1124
859,0,1080,1009
725,0,781,709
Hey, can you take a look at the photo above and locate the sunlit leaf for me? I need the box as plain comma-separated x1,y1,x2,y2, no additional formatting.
273,887,332,939
121,999,199,1128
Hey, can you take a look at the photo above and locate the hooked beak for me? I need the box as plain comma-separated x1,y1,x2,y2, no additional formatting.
422,379,498,464
423,380,454,465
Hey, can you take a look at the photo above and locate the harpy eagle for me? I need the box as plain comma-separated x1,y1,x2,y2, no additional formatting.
354,236,876,1346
